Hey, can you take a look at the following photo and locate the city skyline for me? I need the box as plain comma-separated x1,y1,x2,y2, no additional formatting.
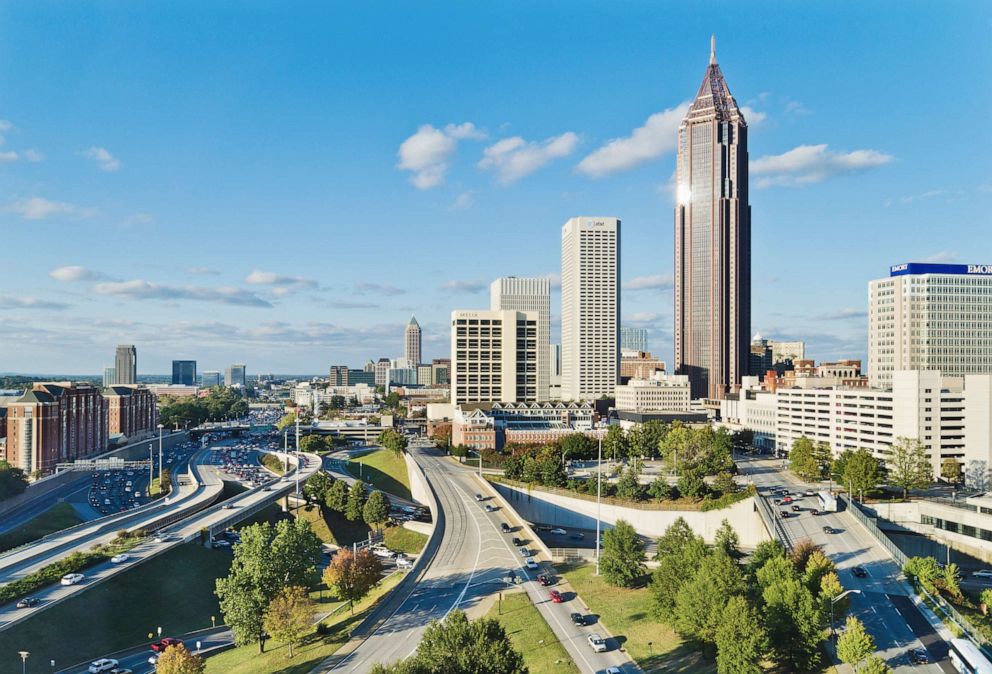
1,3,990,373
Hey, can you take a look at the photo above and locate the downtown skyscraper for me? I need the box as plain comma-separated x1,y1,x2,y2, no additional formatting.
561,216,620,402
114,344,137,385
674,38,751,400
491,277,551,401
405,316,422,366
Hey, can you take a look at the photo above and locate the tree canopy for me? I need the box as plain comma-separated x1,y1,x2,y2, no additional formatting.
887,437,932,498
323,548,383,611
600,519,645,587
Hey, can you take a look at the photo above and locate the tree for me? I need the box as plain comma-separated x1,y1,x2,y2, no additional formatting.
651,518,708,621
326,479,349,512
903,556,942,593
837,616,875,667
276,413,297,431
941,457,963,484
0,461,29,500
378,429,408,454
715,596,767,674
831,449,855,485
303,471,333,505
346,481,368,521
812,441,833,480
677,470,707,499
632,420,668,459
603,425,628,461
844,448,882,501
887,437,932,498
264,586,314,658
819,571,848,624
299,435,327,454
560,433,595,461
789,539,822,574
858,655,893,674
980,588,992,613
647,476,675,500
323,548,383,612
747,539,786,578
712,471,737,496
713,519,740,558
600,519,645,587
673,550,746,646
762,576,825,671
429,423,452,450
155,644,205,674
615,464,643,501
363,490,390,530
941,562,963,600
376,610,525,674
216,520,321,653
789,437,820,481
802,550,835,595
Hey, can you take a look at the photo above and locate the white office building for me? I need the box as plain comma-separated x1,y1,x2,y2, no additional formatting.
614,372,692,413
561,216,620,401
451,310,539,405
491,277,551,401
869,262,992,389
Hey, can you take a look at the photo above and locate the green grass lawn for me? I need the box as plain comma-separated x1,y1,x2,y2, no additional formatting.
559,562,714,674
204,572,403,674
295,505,371,547
485,591,579,674
261,452,288,475
0,543,232,670
345,449,412,501
0,502,82,552
383,525,427,555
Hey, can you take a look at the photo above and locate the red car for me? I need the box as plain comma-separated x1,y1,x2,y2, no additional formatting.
537,574,553,586
549,590,564,603
151,637,183,653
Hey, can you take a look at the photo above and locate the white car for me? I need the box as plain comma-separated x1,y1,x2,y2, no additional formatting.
111,553,130,564
88,659,119,673
148,655,159,666
550,527,567,535
518,546,529,557
525,557,539,570
973,570,992,578
61,573,85,586
371,547,395,559
587,634,608,653
605,668,622,674
396,557,413,569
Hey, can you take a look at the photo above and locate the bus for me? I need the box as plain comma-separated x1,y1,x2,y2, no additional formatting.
817,491,838,513
949,638,992,674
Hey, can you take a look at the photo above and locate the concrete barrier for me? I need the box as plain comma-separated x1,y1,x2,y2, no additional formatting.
403,452,431,507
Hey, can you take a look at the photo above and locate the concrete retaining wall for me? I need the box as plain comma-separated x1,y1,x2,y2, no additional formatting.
492,482,769,547
404,452,431,507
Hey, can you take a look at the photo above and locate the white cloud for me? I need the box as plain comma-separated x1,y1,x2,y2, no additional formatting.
449,191,475,211
22,149,45,162
784,100,811,115
439,279,487,293
396,122,485,189
576,102,689,177
628,311,661,322
186,266,220,275
921,251,961,263
740,106,767,126
0,120,11,135
478,132,579,183
354,281,406,296
94,279,273,307
0,151,18,162
49,265,110,282
0,295,70,310
750,144,893,188
7,196,78,220
84,146,121,172
543,272,561,290
623,274,674,291
245,270,317,290
813,308,868,321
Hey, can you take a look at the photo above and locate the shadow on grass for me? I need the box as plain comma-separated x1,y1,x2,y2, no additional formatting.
635,641,714,674
348,462,410,501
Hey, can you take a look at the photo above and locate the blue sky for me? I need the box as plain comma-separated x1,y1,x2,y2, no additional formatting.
1,1,990,375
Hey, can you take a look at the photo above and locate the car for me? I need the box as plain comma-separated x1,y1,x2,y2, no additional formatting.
780,511,791,519
475,494,484,501
111,553,130,564
811,509,819,516
569,612,586,626
823,526,835,534
791,504,801,511
88,659,119,673
223,503,235,510
111,668,134,674
910,648,929,664
484,504,495,512
154,533,173,543
550,527,566,535
512,537,524,547
16,597,39,608
518,546,530,557
372,547,395,559
500,522,511,533
570,532,585,540
61,573,85,585
537,574,552,586
396,556,412,569
549,589,564,603
151,637,184,653
973,570,992,578
587,634,608,653
805,490,815,496
773,498,782,505
605,668,621,674
525,557,539,570
852,566,868,578
147,655,158,666
212,539,231,548
781,496,793,504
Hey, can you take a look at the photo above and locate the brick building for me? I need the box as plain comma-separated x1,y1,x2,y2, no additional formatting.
104,385,159,439
5,382,108,474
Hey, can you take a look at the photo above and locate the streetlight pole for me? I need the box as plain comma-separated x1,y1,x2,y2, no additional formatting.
295,416,301,506
149,444,154,490
595,437,602,576
830,589,862,640
157,424,164,487
18,651,28,674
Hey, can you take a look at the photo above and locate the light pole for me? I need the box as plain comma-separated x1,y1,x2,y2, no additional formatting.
294,416,300,506
595,437,602,576
149,443,154,489
830,589,862,639
157,424,164,487
18,651,28,674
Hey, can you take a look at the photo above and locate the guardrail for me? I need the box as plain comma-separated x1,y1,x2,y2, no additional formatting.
754,490,794,551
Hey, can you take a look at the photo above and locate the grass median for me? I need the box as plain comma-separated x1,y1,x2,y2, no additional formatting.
0,502,83,553
0,543,232,670
261,452,287,475
485,591,579,673
345,449,412,501
383,525,427,555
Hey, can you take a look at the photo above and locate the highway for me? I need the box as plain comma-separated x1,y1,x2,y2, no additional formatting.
739,455,953,673
318,442,636,674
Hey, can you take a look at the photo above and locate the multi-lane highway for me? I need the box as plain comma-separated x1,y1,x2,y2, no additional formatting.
739,454,953,673
319,442,635,674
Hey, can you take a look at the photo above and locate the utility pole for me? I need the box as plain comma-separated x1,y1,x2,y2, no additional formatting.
157,424,164,487
295,416,301,506
595,436,602,576
148,444,154,489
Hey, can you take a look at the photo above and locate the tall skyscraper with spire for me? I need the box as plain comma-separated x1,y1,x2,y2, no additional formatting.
674,37,751,400
405,316,422,366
